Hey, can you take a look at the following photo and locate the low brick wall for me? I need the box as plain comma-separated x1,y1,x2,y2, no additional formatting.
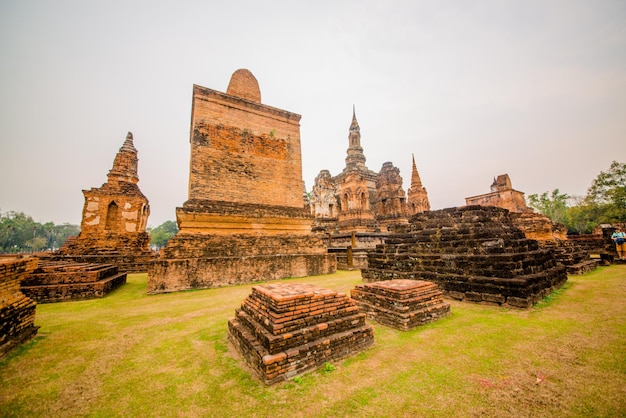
0,257,39,358
352,279,450,331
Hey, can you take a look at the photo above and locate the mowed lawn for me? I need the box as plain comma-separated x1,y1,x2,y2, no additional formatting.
1,266,625,417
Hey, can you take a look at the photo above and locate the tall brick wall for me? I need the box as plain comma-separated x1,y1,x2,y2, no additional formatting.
188,80,303,208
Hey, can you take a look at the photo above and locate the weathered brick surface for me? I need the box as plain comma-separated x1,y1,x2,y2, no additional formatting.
188,76,303,208
352,279,450,331
57,132,153,273
0,257,39,358
465,174,529,213
228,283,374,384
20,260,126,303
362,206,568,308
148,69,335,293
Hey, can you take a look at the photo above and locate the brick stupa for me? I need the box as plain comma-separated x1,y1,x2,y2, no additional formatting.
147,69,335,293
228,282,374,384
362,206,568,308
54,132,153,272
351,279,450,331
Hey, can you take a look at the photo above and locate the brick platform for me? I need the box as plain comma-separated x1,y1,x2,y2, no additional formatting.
1,257,39,358
351,279,450,331
362,206,568,308
20,260,127,303
228,283,374,384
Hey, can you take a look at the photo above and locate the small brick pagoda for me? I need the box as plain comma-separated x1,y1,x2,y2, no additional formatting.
20,260,126,303
228,282,374,384
351,279,450,331
53,132,153,272
0,256,39,358
362,206,568,308
147,69,335,293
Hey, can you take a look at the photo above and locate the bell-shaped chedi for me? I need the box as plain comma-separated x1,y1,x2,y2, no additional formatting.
55,132,152,272
147,69,335,294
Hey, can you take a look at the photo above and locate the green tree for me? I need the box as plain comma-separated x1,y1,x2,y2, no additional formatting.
149,220,178,249
585,161,626,223
566,196,599,234
527,189,570,225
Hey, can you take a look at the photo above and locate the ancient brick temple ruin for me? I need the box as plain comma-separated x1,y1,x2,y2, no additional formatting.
362,206,568,308
1,256,39,358
309,109,430,269
147,69,335,293
228,282,374,384
351,279,450,331
465,174,529,213
466,174,600,274
53,132,153,272
20,260,127,303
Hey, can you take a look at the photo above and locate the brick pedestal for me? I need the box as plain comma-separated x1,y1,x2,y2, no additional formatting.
351,279,450,331
228,283,374,384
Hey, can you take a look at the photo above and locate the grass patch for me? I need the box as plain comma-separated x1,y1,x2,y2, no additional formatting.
1,267,625,417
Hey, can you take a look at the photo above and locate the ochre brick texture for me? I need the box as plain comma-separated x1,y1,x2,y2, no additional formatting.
351,279,450,331
148,69,335,294
228,283,374,384
0,256,39,358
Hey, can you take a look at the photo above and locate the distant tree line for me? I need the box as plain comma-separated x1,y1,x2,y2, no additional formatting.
0,211,81,253
528,161,626,234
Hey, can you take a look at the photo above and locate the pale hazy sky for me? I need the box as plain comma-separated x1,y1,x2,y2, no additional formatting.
1,0,625,227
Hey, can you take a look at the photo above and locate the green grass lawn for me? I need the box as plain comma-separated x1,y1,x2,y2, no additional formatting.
1,266,625,417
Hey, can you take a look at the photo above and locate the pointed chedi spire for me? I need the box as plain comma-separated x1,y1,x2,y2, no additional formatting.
107,131,139,185
407,153,430,214
410,153,423,189
345,106,367,169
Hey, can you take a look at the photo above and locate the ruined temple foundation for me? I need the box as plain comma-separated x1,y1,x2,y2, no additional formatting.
0,257,39,358
228,283,374,384
351,279,450,331
362,206,568,308
20,260,127,303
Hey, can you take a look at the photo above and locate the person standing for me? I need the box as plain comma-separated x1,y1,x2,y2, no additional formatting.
611,228,626,260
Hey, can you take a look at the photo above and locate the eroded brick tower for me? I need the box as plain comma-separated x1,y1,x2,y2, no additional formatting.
55,132,152,272
147,69,335,293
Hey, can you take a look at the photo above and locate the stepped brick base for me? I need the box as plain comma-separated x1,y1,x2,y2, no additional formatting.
20,261,126,303
1,257,39,358
228,283,374,384
351,279,450,331
362,206,568,309
54,233,154,273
